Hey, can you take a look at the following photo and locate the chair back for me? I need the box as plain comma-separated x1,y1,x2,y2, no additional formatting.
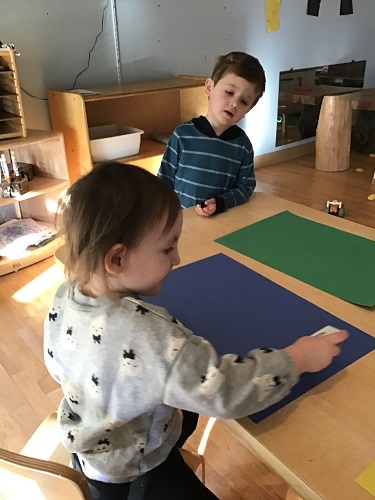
0,446,92,500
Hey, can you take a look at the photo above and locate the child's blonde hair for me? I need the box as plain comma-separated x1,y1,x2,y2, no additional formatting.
211,51,266,106
57,162,181,290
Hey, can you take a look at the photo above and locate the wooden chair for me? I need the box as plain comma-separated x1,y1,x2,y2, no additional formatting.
180,447,206,484
0,412,207,499
0,412,92,499
0,442,92,499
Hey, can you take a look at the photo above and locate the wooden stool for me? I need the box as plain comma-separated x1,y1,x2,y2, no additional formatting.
315,93,352,172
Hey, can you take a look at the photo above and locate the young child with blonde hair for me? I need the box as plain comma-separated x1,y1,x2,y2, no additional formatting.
45,162,347,499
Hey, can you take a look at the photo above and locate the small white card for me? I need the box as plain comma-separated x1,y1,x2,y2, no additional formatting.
311,325,341,337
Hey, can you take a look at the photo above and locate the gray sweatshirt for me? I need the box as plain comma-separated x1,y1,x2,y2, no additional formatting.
44,281,298,483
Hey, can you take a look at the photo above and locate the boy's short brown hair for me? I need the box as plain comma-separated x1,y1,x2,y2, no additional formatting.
211,51,266,106
57,162,181,290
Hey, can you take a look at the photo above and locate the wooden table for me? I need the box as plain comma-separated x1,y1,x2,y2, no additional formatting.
277,85,359,146
276,85,375,172
350,88,375,111
178,193,375,500
278,85,358,107
350,88,375,185
55,192,375,499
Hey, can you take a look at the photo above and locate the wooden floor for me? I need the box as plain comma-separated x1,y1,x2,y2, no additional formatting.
1,150,374,499
255,150,375,229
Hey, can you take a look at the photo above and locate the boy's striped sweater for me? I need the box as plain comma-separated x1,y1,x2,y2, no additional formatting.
158,116,256,212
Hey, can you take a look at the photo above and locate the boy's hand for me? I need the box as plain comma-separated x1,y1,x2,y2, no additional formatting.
195,198,216,217
284,330,348,374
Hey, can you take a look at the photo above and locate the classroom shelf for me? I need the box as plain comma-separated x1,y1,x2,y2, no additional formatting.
48,75,208,182
0,47,26,140
0,129,69,276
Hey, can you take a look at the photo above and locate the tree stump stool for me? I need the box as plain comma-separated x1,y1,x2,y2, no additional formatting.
315,93,352,172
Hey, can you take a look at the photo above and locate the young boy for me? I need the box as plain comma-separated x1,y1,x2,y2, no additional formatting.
158,51,265,217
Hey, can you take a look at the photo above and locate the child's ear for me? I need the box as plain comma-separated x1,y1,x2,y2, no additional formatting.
104,243,127,276
204,78,214,97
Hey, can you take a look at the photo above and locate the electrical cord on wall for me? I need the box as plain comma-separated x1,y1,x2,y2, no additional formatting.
69,0,110,90
20,88,48,101
20,0,110,100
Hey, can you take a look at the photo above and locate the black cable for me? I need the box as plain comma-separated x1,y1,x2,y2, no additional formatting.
20,0,110,100
20,87,48,101
70,0,110,90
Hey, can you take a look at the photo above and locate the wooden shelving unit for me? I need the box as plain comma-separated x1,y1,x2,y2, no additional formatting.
48,76,207,182
0,130,69,276
0,47,26,140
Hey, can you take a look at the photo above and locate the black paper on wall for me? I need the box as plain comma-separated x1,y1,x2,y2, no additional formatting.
307,0,353,16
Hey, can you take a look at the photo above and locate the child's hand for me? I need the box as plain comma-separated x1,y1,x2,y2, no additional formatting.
284,330,348,374
195,198,216,217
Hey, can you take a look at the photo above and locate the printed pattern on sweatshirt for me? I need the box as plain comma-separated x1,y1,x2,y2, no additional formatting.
44,281,298,483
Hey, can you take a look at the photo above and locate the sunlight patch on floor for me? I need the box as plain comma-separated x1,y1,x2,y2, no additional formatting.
198,417,216,455
12,265,64,303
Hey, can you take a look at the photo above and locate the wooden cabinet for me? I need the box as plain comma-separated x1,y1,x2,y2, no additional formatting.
0,130,69,276
0,47,26,140
48,76,207,183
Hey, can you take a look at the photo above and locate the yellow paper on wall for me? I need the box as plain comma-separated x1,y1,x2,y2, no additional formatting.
266,0,280,33
355,460,375,496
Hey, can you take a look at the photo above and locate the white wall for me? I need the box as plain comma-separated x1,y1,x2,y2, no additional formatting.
116,0,375,156
2,0,374,156
1,0,117,130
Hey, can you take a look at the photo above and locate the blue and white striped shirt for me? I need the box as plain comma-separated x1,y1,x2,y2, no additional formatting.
158,117,256,211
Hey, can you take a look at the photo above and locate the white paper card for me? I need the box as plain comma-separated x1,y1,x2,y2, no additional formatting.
311,325,341,337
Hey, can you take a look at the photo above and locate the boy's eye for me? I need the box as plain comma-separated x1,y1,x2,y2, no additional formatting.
225,90,234,96
241,99,249,106
164,247,174,255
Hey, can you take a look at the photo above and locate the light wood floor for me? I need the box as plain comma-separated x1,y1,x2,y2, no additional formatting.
255,150,375,229
1,150,373,499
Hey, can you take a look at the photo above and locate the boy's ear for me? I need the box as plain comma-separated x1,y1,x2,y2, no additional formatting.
104,243,127,276
204,78,214,96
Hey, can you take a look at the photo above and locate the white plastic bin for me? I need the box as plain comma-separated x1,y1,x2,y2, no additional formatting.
89,125,144,162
